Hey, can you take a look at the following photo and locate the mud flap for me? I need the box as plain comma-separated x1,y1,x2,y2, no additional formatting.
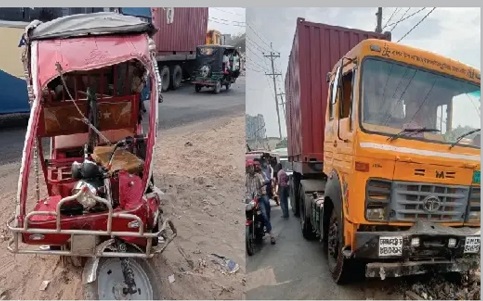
81,239,144,284
82,239,116,284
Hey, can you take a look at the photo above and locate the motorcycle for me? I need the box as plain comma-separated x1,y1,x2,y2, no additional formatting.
245,197,265,256
6,13,177,300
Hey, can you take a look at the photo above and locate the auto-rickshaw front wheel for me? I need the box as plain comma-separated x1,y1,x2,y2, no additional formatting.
195,84,202,93
225,83,231,90
83,257,161,300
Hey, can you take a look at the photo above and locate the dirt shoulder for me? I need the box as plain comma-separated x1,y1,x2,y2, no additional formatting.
0,115,245,300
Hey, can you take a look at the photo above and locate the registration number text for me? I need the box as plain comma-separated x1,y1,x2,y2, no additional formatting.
379,236,403,257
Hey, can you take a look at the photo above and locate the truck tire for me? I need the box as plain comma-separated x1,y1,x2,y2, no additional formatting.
326,207,359,284
299,184,315,240
159,66,170,92
289,176,299,216
170,65,183,90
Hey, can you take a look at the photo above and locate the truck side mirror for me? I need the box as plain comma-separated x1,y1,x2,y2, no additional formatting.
330,65,342,106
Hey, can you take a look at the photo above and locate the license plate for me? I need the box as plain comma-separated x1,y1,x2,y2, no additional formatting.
464,236,480,253
472,171,480,184
378,236,403,257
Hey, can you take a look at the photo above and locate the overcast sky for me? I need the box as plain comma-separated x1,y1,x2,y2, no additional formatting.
208,7,246,36
245,7,481,138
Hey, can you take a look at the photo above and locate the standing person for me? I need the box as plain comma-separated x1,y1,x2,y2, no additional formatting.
261,155,275,203
276,163,290,218
248,159,276,244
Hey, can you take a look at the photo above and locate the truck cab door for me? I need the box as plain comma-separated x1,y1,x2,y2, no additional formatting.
324,64,342,172
324,62,357,175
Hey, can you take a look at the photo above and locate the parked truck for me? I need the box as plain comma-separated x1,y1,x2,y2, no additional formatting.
150,7,208,91
285,18,481,283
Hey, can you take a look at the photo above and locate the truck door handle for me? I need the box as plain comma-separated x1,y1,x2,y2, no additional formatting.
333,141,337,147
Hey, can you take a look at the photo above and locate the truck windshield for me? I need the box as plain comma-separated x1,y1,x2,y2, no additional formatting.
361,58,480,149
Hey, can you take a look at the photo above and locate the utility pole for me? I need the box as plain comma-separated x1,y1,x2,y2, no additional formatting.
375,7,383,33
277,92,286,119
264,43,283,139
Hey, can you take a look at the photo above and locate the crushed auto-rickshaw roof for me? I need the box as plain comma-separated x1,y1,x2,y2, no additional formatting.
27,12,156,41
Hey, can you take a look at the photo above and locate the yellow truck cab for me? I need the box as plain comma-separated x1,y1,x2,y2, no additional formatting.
317,38,481,283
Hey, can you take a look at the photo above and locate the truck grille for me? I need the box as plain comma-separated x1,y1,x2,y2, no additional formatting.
389,182,469,222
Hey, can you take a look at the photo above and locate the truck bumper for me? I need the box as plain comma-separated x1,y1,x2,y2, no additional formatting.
192,80,217,86
365,258,478,279
353,221,480,279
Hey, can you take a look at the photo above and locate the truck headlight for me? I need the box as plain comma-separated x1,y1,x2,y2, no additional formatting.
467,211,480,223
466,186,480,223
366,207,386,221
365,179,391,221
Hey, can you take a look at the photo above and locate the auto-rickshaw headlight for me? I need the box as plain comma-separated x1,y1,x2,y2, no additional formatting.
72,180,98,209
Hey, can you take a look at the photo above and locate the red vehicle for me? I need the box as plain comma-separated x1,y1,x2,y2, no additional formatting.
6,13,176,299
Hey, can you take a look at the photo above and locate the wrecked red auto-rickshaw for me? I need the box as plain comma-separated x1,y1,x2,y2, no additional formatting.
6,12,176,300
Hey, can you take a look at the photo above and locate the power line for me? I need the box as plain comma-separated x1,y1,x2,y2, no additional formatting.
246,37,270,55
213,7,244,17
382,8,400,30
210,16,245,25
397,7,436,42
209,18,246,27
387,7,426,30
390,8,411,31
246,22,273,50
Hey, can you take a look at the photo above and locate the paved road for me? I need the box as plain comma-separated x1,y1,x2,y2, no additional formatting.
0,77,245,164
245,200,405,300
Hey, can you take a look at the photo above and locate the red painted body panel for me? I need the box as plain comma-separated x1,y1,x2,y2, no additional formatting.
151,7,208,55
285,18,391,163
36,34,151,89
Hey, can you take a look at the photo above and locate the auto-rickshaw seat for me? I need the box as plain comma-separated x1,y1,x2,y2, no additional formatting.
92,145,144,174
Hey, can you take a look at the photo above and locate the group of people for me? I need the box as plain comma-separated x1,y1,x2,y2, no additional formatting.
245,153,290,245
222,50,240,74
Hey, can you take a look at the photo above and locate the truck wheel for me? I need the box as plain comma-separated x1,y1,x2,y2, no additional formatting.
299,185,315,240
170,65,183,90
159,66,170,92
326,209,356,284
289,176,299,216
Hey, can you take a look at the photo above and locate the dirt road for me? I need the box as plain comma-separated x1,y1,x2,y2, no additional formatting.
0,115,245,300
245,201,480,300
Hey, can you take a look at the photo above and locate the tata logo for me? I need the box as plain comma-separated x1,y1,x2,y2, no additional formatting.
422,195,442,213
